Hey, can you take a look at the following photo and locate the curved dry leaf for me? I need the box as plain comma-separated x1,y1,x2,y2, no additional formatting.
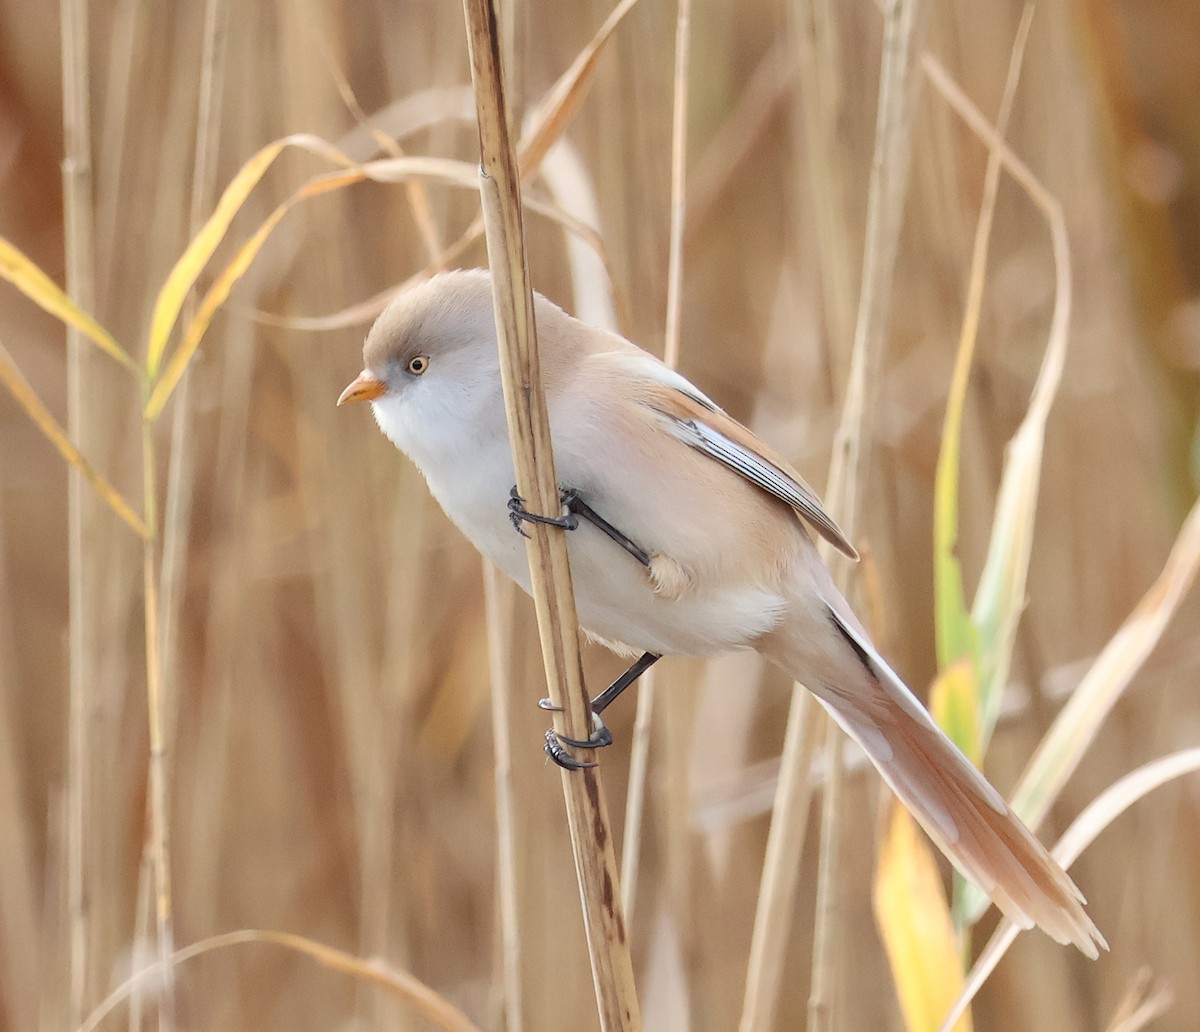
76,928,482,1032
518,0,645,174
1013,495,1200,831
0,341,148,538
921,52,1073,749
144,156,481,420
237,282,404,332
146,133,356,378
939,748,1200,1032
236,177,613,336
961,494,1200,925
969,207,1071,745
239,0,645,336
931,6,1030,685
534,134,618,330
336,85,476,161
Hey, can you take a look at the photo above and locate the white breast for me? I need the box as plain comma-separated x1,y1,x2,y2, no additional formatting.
371,383,789,659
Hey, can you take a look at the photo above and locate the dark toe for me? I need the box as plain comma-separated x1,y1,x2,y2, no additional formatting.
544,730,596,770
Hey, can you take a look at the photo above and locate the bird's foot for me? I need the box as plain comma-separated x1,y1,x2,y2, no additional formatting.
507,485,579,538
539,700,615,770
508,485,651,568
536,652,658,770
544,730,596,770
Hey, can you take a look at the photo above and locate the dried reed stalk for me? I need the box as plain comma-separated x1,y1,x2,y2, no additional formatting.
461,1,641,1029
78,928,485,1032
142,1,230,1022
737,690,823,1032
738,7,851,1022
159,0,228,743
620,0,692,927
809,2,927,1024
59,0,96,1024
483,563,526,1030
0,425,35,1028
741,1,928,1029
140,417,176,1031
662,0,691,371
738,7,845,1031
806,731,844,1032
59,0,91,1019
790,0,854,382
486,17,525,1030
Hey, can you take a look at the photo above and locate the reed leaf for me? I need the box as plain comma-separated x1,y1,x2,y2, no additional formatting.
145,156,480,420
941,748,1200,1032
145,133,353,378
874,806,972,1032
0,237,135,374
0,340,148,538
930,659,981,767
77,929,483,1032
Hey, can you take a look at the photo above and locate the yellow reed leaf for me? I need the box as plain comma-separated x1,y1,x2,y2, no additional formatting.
0,341,148,539
518,0,644,174
145,157,480,421
930,658,982,768
875,806,972,1032
145,133,353,379
0,236,136,374
962,493,1200,927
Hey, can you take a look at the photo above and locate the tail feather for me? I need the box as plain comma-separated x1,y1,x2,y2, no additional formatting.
769,594,1106,957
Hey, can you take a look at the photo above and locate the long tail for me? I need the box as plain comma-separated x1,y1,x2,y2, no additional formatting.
764,586,1106,957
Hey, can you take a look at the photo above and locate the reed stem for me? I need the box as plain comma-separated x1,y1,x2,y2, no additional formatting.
461,1,641,1027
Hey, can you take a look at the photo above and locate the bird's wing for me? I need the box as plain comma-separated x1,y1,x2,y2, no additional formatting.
610,349,859,561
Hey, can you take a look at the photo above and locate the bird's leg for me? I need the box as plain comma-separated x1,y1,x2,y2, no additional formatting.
540,652,661,768
508,486,651,568
506,483,658,767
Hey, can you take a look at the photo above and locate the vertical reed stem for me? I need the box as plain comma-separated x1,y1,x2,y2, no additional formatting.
59,0,94,1022
741,1,928,1028
141,414,175,1030
808,733,845,1032
621,0,692,925
160,0,228,722
808,2,926,1024
484,564,525,1031
461,1,641,1028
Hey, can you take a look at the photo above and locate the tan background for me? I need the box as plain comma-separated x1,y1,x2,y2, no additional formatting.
0,0,1198,1029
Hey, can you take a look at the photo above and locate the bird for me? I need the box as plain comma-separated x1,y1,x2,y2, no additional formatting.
337,267,1105,957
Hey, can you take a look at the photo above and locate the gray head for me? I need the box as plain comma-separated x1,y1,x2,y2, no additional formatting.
366,269,497,373
337,269,513,463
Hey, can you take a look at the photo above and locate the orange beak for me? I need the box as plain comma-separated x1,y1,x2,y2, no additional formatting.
337,371,388,406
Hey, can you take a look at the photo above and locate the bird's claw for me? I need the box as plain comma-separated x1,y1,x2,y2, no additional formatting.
508,485,579,534
545,729,597,770
542,710,614,770
555,722,615,751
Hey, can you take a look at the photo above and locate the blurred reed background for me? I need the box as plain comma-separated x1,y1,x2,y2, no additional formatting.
0,0,1198,1030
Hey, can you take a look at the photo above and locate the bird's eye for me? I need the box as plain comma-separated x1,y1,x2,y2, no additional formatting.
407,355,430,376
